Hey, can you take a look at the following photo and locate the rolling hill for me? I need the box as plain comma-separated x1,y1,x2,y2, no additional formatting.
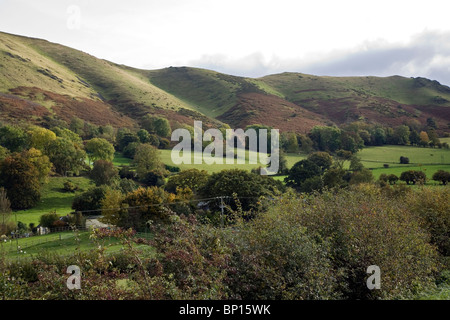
1,31,449,134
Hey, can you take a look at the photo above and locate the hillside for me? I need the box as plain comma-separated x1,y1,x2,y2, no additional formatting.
1,31,449,134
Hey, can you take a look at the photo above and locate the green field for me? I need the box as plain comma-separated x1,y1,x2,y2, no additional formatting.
1,230,154,259
13,176,93,227
159,149,270,173
7,143,449,261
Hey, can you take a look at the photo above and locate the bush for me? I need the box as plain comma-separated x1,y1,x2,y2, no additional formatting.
221,209,338,299
63,180,78,193
400,156,410,164
72,187,107,214
39,212,60,229
432,170,450,185
270,185,440,299
400,170,427,185
405,187,450,257
90,160,119,186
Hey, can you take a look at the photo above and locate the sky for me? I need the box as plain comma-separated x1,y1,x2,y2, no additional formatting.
1,0,450,85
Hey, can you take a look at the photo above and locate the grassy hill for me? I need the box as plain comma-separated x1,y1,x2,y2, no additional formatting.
1,31,449,134
258,73,450,131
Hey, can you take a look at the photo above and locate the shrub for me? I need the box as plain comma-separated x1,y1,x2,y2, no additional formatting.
221,208,338,299
400,156,410,164
63,180,78,193
400,170,427,185
405,187,450,257
39,212,60,229
72,186,107,214
90,160,119,186
432,170,450,185
269,185,440,299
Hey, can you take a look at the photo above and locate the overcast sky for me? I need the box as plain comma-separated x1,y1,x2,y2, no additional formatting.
1,0,450,85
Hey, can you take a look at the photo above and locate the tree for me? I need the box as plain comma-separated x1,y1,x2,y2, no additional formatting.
72,186,107,213
117,130,139,152
307,152,333,172
51,127,82,143
199,169,284,213
400,156,410,164
100,189,127,226
285,159,322,192
309,126,342,152
0,146,10,162
85,138,115,165
400,170,427,185
391,125,410,145
432,170,450,185
165,168,209,194
0,154,41,210
122,186,175,230
297,134,314,153
46,138,87,176
419,131,430,147
90,160,119,186
0,188,12,236
349,168,374,185
141,170,166,188
349,156,364,172
387,174,399,185
39,212,60,230
281,132,300,153
29,127,57,151
371,127,386,146
69,117,85,136
409,130,420,146
133,144,164,179
0,125,29,152
142,115,172,138
22,148,52,184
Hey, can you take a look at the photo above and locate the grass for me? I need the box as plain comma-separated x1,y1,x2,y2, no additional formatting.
159,149,269,173
13,176,93,227
357,145,450,167
2,230,155,259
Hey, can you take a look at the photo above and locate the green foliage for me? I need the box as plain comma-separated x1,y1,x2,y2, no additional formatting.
72,186,107,214
85,138,115,165
39,211,60,229
133,144,164,179
400,170,427,185
28,127,57,151
0,154,41,210
90,160,119,186
222,208,339,300
0,125,29,152
121,186,175,230
285,159,322,192
62,180,78,193
165,168,209,194
272,185,440,299
432,170,450,185
307,151,333,172
46,138,87,176
406,187,450,257
142,115,172,138
199,169,284,214
309,126,342,152
140,170,165,188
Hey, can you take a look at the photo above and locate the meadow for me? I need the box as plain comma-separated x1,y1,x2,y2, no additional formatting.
6,143,449,261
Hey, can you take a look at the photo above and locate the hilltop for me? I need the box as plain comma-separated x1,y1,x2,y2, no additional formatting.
1,31,449,134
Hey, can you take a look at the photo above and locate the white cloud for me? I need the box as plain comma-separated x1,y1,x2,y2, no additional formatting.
1,0,450,84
